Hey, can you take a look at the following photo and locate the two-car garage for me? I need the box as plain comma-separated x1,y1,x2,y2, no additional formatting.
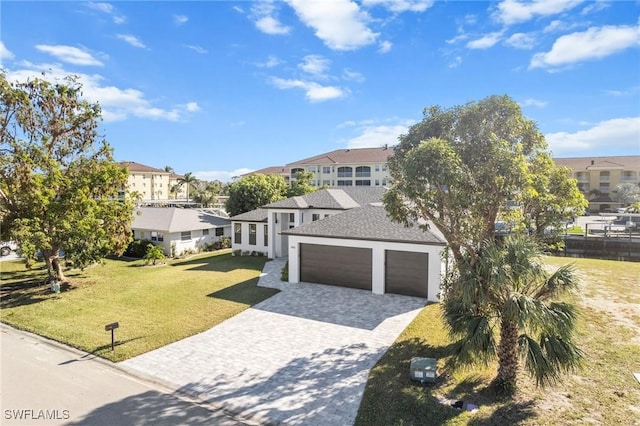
283,205,446,302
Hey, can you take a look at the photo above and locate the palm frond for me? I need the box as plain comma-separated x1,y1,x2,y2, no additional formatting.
534,263,578,300
518,334,559,387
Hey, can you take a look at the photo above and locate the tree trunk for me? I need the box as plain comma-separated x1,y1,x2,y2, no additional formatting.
495,318,519,396
51,256,66,281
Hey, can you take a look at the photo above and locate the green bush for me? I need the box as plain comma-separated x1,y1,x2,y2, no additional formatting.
281,261,288,281
124,239,153,258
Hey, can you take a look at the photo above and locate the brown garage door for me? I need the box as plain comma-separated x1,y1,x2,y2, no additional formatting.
385,250,428,298
300,244,372,290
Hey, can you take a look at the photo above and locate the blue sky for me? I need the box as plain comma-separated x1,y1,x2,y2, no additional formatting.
2,1,639,181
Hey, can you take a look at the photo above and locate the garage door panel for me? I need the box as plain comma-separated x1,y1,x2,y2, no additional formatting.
301,244,372,290
385,250,428,298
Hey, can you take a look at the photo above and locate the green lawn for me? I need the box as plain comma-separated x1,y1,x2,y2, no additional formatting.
356,257,640,425
0,251,279,362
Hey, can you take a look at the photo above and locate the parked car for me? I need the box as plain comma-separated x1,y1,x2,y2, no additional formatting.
0,241,18,257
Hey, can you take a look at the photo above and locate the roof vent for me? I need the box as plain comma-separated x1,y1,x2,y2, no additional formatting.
591,160,594,165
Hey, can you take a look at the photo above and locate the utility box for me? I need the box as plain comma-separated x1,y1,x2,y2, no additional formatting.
410,357,437,384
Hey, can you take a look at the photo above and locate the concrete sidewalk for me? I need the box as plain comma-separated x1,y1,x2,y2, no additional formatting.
121,258,427,425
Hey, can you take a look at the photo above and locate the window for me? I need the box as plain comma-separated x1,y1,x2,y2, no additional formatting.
337,180,352,186
291,167,304,178
264,224,268,247
599,183,610,194
289,213,295,223
234,223,242,244
375,179,380,186
139,231,145,239
181,231,191,241
215,228,224,236
249,224,256,245
312,214,320,221
337,166,352,178
355,166,371,177
600,171,610,182
382,164,387,171
382,179,387,186
151,231,164,242
355,180,371,186
375,164,380,172
323,166,331,174
202,229,209,236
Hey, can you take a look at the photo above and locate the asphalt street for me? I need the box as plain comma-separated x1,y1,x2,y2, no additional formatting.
0,325,247,426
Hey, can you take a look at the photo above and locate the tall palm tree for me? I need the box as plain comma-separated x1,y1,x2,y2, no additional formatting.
177,172,198,203
443,234,583,396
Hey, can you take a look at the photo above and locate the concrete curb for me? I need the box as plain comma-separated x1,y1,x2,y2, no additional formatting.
0,323,266,426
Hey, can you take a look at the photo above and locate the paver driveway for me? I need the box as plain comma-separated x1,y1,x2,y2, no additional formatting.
120,258,427,425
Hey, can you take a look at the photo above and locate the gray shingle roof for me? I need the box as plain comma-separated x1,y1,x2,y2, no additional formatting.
263,187,385,210
132,207,230,232
230,208,269,222
282,205,446,245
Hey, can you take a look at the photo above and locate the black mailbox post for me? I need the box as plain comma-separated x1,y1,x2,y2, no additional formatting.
105,322,119,350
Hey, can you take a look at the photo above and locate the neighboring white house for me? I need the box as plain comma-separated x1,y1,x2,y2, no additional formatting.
231,187,446,302
132,207,231,256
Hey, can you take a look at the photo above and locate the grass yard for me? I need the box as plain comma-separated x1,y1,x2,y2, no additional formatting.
356,256,640,425
0,251,279,362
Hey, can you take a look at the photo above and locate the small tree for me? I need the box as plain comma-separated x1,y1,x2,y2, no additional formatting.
177,172,198,202
143,243,165,265
444,234,583,396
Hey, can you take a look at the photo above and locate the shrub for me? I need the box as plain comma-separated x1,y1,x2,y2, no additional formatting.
281,261,289,281
232,249,242,256
219,236,231,249
124,239,153,258
143,244,165,265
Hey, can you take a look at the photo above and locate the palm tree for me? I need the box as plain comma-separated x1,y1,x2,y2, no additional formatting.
442,234,583,396
129,190,143,207
177,172,198,203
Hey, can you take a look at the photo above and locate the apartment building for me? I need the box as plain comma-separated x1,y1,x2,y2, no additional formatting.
554,155,640,212
286,147,394,187
119,161,187,201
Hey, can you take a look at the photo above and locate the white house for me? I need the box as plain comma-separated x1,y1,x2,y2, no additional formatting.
229,208,269,256
231,187,446,302
132,207,231,256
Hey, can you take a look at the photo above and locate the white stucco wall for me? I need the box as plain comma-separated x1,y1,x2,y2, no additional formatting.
287,235,444,302
231,221,269,256
134,226,230,256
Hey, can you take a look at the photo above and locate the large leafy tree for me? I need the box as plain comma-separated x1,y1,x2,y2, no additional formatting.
612,183,640,206
519,154,588,238
288,171,317,197
384,95,584,264
226,174,288,216
444,235,583,395
0,73,133,281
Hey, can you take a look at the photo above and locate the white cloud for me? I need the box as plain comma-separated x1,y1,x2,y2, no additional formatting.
466,31,504,49
185,45,208,54
378,40,393,53
86,2,125,24
35,45,104,66
361,0,434,13
251,2,291,35
493,0,584,25
116,34,146,49
530,24,640,70
256,55,281,68
174,14,188,25
195,168,253,182
233,6,244,14
286,0,378,50
448,56,462,69
343,69,365,82
545,117,640,156
505,32,536,49
5,62,198,123
1,41,14,60
270,77,346,102
298,55,330,77
521,98,548,107
581,1,610,15
343,120,412,148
